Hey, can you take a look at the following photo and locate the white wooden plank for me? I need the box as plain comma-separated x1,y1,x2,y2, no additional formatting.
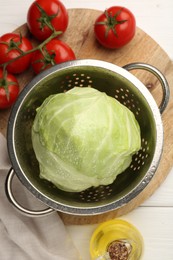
141,167,173,207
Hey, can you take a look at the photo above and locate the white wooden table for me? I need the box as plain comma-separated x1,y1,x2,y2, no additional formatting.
0,1,173,259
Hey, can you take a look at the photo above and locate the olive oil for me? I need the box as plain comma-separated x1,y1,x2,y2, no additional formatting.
90,219,143,260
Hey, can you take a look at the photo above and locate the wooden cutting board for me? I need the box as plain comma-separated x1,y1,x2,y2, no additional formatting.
1,9,173,224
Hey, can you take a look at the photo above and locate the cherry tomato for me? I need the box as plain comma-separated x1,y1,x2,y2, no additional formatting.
0,33,33,74
94,6,136,49
27,0,68,41
0,69,19,109
31,39,76,74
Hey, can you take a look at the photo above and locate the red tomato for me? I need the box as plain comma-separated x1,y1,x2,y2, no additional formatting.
31,39,76,74
94,6,136,49
0,69,19,109
0,33,33,74
27,0,68,41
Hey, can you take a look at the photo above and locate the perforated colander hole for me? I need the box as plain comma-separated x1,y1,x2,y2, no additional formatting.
140,139,150,161
142,140,150,152
130,139,150,172
136,105,141,115
115,91,140,114
79,185,113,202
130,164,134,169
24,107,37,120
31,111,35,117
60,73,95,89
137,159,141,165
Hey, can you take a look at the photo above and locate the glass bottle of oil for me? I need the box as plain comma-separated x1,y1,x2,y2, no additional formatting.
90,219,143,260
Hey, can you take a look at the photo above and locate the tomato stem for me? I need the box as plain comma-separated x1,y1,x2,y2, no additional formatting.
0,16,62,103
35,2,58,33
0,29,62,100
0,30,62,69
96,8,127,38
0,68,17,100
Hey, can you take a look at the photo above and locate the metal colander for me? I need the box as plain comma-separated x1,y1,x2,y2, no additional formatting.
6,59,169,216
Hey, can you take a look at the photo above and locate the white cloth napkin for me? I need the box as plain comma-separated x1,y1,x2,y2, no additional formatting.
0,133,80,260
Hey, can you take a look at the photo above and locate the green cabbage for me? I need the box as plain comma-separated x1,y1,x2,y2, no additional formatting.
32,87,141,192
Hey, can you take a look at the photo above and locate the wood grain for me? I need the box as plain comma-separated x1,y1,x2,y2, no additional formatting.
1,9,173,224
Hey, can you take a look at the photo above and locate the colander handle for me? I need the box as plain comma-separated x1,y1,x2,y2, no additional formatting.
5,168,55,217
123,62,170,114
